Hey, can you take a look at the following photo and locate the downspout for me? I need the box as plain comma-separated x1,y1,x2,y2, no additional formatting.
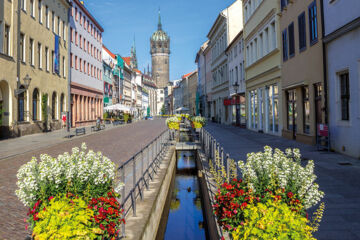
67,1,72,130
320,0,328,124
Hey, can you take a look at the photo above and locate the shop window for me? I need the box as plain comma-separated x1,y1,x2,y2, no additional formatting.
303,87,310,134
287,90,297,131
340,72,350,121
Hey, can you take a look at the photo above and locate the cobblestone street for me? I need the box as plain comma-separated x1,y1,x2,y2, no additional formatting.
0,119,166,240
205,123,360,240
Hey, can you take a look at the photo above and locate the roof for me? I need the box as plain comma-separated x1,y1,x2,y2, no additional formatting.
134,69,142,74
102,45,115,59
225,30,243,53
74,0,104,32
182,70,197,79
143,80,157,88
122,57,131,66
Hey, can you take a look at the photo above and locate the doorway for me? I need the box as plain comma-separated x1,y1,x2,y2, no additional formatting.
287,89,297,139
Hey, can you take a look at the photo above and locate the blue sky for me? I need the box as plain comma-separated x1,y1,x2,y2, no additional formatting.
85,0,235,81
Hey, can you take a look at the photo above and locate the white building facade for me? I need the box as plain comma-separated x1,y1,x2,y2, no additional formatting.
207,0,243,124
323,0,360,158
226,31,245,126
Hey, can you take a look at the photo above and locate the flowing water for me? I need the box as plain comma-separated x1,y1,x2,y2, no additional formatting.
156,150,206,240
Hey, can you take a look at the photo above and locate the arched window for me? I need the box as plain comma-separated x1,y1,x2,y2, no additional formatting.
32,89,39,121
60,93,65,113
18,86,25,122
52,92,57,120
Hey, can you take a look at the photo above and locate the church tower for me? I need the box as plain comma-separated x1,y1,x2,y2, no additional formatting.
150,10,170,88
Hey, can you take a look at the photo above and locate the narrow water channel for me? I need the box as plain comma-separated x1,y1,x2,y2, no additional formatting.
156,150,206,240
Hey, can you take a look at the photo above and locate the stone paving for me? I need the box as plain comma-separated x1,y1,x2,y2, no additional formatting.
205,122,360,240
0,119,167,240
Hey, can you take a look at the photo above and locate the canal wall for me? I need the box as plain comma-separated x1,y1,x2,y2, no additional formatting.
124,145,177,240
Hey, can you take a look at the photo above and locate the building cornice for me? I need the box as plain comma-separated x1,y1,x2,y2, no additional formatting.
73,0,104,32
323,16,360,44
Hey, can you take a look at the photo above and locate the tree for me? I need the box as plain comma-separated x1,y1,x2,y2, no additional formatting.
161,104,165,115
42,94,48,131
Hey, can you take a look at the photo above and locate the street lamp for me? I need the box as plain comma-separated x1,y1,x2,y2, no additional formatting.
233,81,239,95
233,81,240,126
15,74,32,96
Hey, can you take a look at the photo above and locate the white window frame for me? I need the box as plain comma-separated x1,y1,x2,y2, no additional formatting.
38,42,42,69
63,56,66,78
45,47,49,71
45,6,49,29
30,0,35,17
38,0,42,24
29,38,34,66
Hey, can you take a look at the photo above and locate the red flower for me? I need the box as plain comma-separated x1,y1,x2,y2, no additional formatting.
240,202,247,209
99,224,105,230
287,192,294,198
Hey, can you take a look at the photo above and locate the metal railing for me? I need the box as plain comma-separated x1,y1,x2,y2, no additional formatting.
199,128,239,182
118,129,170,238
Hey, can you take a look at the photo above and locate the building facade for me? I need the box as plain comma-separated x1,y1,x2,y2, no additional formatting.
151,11,170,89
122,57,132,108
70,0,104,127
204,44,212,119
143,75,157,116
102,45,116,108
244,0,283,135
323,0,360,158
207,0,243,124
225,30,246,126
195,41,208,117
188,71,198,115
279,0,325,144
0,0,70,138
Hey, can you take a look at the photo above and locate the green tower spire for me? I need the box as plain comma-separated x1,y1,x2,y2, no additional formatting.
158,8,162,30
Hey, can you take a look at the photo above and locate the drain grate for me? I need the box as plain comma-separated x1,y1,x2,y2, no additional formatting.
338,162,352,166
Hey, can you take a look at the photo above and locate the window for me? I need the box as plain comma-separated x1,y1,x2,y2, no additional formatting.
340,72,350,120
62,56,65,77
21,0,26,11
282,29,288,61
79,58,82,72
58,17,61,37
298,12,306,51
32,89,39,121
52,11,55,32
271,22,276,50
38,43,42,68
38,0,42,23
314,83,323,124
60,94,64,113
18,86,25,122
4,25,10,55
79,35,82,48
30,0,35,17
52,92,57,120
75,31,78,45
70,53,73,68
264,27,269,54
75,7,78,21
79,12,82,25
268,85,279,133
45,6,49,28
75,55,78,70
287,90,297,131
288,22,295,57
308,1,318,44
70,27,73,42
63,21,66,42
45,47,49,71
259,33,263,58
51,50,54,73
20,33,25,62
281,0,288,11
303,87,310,134
87,63,90,75
235,66,238,85
29,38,34,66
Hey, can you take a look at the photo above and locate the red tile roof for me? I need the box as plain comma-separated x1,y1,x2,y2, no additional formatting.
122,57,131,66
182,70,196,79
134,69,142,74
102,45,115,59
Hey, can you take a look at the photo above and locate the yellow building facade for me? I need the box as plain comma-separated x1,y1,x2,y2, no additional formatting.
279,0,325,145
0,0,70,138
243,0,283,135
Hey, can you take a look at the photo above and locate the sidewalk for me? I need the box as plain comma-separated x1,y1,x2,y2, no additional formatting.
205,123,360,240
0,121,138,161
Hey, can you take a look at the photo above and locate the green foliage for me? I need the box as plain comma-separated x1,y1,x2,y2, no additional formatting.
161,104,165,115
103,112,109,119
232,200,315,240
32,195,101,240
123,114,129,123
